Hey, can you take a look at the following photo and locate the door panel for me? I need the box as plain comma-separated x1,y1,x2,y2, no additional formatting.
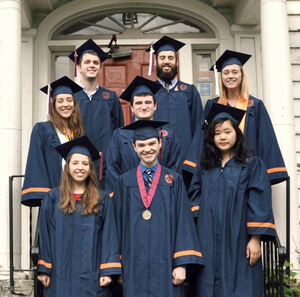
98,46,157,125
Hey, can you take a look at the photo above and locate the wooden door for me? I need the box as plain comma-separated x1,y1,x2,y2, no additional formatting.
98,46,157,125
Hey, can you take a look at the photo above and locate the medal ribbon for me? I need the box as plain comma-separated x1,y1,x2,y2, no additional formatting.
137,163,161,209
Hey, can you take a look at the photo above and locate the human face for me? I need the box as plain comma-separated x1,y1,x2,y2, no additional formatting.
214,120,237,154
54,94,75,119
78,52,101,81
133,137,161,168
68,153,90,184
221,64,242,91
131,95,157,120
156,51,178,81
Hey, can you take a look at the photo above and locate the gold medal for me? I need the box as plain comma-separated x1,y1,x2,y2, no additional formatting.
142,209,152,220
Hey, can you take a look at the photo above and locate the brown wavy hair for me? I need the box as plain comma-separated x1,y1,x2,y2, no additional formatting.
59,155,101,215
49,95,84,137
219,66,250,101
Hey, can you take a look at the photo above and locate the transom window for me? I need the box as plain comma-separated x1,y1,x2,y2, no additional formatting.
52,11,215,39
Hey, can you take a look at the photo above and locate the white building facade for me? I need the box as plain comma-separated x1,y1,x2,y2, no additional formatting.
0,0,299,280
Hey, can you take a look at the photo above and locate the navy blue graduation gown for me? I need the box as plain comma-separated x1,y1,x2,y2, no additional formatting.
113,165,204,297
153,80,204,175
38,188,121,297
74,87,124,186
188,156,276,297
105,126,182,193
205,96,288,184
21,122,63,207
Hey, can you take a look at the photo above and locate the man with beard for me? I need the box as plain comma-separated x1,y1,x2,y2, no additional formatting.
146,36,204,189
69,39,124,189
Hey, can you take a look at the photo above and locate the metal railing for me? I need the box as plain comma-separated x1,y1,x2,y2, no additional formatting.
262,235,287,297
9,175,43,297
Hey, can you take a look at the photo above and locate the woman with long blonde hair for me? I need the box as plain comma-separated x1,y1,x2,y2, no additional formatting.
22,76,84,207
205,50,288,185
37,136,121,297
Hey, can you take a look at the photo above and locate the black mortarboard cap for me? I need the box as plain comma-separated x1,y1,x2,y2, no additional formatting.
55,135,99,161
205,103,246,127
40,76,82,98
122,120,168,141
119,76,162,102
210,50,251,72
146,35,185,55
68,38,109,63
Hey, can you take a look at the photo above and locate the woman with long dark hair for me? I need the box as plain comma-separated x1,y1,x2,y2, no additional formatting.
205,50,288,185
189,103,276,297
37,136,121,297
21,76,84,207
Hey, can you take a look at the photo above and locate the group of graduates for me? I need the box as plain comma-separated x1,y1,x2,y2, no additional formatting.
21,35,289,297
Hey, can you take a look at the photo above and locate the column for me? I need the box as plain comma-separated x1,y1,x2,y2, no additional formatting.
261,0,299,270
0,0,22,274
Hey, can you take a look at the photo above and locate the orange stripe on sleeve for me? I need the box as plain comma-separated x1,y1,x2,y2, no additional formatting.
183,160,197,168
247,222,276,229
173,250,203,259
22,187,51,195
38,260,52,269
100,262,122,270
191,206,200,212
267,167,287,174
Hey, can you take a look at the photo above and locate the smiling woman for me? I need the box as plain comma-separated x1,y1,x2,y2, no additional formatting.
21,76,84,207
37,136,121,297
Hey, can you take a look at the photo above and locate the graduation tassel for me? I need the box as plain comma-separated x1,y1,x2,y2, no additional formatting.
99,152,103,181
160,129,164,160
148,45,155,76
213,63,220,97
74,51,78,78
47,83,52,115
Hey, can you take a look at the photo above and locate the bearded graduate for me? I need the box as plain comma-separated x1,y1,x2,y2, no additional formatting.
37,136,121,297
112,120,203,297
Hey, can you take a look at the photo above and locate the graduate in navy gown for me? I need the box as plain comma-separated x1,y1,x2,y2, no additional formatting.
113,120,203,297
69,39,124,189
188,103,276,297
21,76,84,207
37,136,121,297
105,75,182,193
205,49,288,184
146,36,204,186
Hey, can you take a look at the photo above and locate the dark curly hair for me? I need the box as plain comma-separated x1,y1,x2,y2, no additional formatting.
200,118,250,170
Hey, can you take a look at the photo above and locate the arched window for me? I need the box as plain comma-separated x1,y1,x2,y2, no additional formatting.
52,10,215,39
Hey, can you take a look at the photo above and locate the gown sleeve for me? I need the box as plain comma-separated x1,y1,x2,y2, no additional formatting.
105,130,122,193
187,165,202,217
21,123,52,207
254,99,288,184
99,193,122,276
161,131,182,173
182,86,204,175
246,157,277,238
172,175,204,268
37,190,54,275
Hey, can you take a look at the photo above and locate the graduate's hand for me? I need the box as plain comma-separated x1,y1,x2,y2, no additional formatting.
172,266,186,286
37,274,50,288
246,234,261,265
99,276,112,287
118,275,123,285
